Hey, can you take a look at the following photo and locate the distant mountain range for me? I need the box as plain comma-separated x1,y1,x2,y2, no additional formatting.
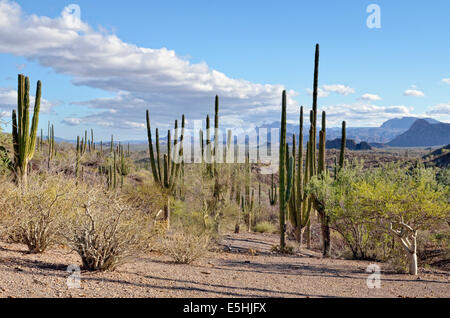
387,119,450,147
260,116,442,144
43,116,450,148
259,116,448,147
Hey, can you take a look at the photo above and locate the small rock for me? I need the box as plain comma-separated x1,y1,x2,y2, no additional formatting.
201,271,211,275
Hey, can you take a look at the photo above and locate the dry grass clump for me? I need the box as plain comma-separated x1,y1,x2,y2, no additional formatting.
161,230,211,264
0,174,77,253
66,188,154,271
253,221,277,234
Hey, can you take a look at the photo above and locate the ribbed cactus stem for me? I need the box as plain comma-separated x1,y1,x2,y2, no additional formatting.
12,74,41,186
75,135,80,179
278,90,293,250
206,114,212,176
214,95,219,174
339,121,346,169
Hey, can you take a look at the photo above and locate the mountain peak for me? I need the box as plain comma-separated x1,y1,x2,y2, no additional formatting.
380,117,440,129
387,119,450,147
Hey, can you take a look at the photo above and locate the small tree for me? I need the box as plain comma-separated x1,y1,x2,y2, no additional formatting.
356,165,449,275
306,171,338,256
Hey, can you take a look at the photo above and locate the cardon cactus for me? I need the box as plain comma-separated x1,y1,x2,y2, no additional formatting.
146,110,185,228
339,120,346,169
12,74,41,186
279,90,294,250
287,106,314,247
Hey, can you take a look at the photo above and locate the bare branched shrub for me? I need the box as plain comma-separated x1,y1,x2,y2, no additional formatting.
162,230,211,264
0,174,76,253
66,188,153,271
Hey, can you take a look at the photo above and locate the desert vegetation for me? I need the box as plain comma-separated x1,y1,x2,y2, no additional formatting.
0,45,448,298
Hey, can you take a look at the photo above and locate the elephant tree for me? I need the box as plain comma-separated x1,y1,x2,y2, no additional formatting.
356,165,449,275
146,110,185,228
12,74,41,186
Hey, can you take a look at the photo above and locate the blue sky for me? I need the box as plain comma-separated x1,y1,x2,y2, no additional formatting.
0,0,449,140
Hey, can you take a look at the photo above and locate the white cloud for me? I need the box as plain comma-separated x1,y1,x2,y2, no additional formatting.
0,87,55,114
442,78,450,85
307,84,355,98
0,1,299,130
61,117,82,126
360,93,382,101
426,102,450,116
404,89,425,97
321,84,355,96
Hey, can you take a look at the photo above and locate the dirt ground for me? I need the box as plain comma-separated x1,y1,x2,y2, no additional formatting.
0,233,448,298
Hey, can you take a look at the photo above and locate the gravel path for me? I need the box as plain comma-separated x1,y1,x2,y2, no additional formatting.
0,233,448,298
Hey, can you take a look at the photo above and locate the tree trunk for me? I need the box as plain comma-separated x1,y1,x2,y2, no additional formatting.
408,252,418,275
164,197,170,229
319,209,331,257
306,222,311,249
295,226,305,249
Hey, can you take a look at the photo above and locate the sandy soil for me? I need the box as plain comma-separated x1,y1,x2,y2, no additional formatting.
0,233,448,298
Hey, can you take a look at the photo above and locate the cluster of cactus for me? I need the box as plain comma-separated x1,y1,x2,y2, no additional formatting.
75,130,95,179
236,153,255,232
279,44,347,255
116,143,131,185
279,44,332,250
47,122,56,168
268,173,277,206
11,74,41,186
146,109,185,228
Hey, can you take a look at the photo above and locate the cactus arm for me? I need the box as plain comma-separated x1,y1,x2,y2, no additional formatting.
12,110,19,164
339,121,346,169
27,80,41,159
166,129,171,188
146,110,159,183
279,90,287,249
155,128,162,184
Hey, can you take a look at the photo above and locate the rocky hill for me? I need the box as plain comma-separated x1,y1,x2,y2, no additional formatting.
387,120,450,147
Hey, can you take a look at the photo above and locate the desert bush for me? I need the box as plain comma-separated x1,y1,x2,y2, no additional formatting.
122,182,166,217
0,174,77,253
161,229,211,264
66,188,153,271
271,244,295,254
253,221,277,233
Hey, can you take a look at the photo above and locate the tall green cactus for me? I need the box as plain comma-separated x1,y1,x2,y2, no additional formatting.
339,121,346,169
47,123,55,169
244,152,255,232
279,90,294,250
146,110,185,228
12,74,41,186
286,106,314,247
